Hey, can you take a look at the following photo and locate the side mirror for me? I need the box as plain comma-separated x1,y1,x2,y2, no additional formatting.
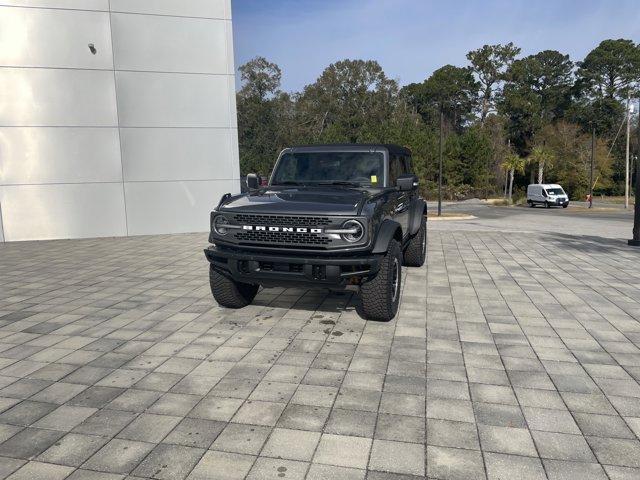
397,174,418,191
246,173,260,190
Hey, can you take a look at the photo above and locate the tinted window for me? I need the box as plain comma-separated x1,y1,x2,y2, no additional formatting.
402,156,413,175
389,155,402,185
271,152,384,187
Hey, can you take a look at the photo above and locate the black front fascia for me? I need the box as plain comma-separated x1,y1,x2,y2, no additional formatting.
204,245,383,288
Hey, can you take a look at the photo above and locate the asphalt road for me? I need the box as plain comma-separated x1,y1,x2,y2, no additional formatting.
476,205,633,222
427,200,636,241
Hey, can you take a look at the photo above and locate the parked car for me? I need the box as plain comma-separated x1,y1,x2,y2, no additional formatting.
527,184,569,208
204,144,427,321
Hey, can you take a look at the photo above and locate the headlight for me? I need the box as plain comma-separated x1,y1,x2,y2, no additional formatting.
341,219,364,243
213,215,229,235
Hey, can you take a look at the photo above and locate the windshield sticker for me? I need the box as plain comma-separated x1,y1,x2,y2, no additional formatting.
371,175,377,183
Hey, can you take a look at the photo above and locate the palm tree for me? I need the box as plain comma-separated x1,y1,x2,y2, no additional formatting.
528,145,555,184
501,153,525,203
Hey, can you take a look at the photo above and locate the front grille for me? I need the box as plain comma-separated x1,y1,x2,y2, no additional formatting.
231,214,333,247
232,214,331,228
236,230,332,246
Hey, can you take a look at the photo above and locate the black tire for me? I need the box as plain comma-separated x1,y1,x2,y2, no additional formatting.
545,202,551,209
528,200,534,208
356,239,402,321
562,204,568,208
209,266,259,308
403,215,426,267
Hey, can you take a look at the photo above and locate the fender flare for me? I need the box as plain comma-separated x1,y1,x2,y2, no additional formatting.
408,198,427,236
372,220,403,254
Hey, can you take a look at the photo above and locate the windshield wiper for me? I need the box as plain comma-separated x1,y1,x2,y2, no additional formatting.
317,181,363,187
273,181,303,186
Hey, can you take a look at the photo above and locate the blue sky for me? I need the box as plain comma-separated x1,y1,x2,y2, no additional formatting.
232,0,640,92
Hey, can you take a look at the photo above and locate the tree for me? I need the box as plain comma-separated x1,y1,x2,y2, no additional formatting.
467,43,521,122
236,57,291,175
577,39,640,100
500,50,574,152
533,121,612,198
238,57,282,100
452,125,493,195
528,144,556,184
402,65,478,131
234,44,626,201
358,98,437,198
296,59,398,143
483,115,512,195
572,39,640,140
502,153,525,203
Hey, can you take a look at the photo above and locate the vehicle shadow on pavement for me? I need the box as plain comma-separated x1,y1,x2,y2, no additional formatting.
250,289,358,314
546,233,639,254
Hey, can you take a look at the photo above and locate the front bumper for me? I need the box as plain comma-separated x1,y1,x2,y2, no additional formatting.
204,245,382,288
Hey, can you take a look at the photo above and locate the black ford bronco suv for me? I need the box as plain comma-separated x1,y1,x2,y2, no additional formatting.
204,144,427,321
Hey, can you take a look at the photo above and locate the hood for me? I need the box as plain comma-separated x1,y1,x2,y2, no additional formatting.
219,186,368,216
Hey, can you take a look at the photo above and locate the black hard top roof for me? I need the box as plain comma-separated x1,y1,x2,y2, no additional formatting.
286,143,412,156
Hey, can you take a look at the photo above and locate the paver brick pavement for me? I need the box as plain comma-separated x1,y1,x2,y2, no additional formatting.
0,228,639,478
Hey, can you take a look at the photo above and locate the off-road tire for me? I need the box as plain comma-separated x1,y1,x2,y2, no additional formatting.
209,266,259,308
403,215,426,267
356,239,402,321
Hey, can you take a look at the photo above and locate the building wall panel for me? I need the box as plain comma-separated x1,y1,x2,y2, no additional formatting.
0,127,122,185
227,75,238,129
115,71,231,128
120,128,237,182
0,68,118,127
224,20,234,74
0,1,108,10
124,180,236,235
111,13,227,74
109,0,226,18
230,129,241,180
0,183,127,241
0,6,113,69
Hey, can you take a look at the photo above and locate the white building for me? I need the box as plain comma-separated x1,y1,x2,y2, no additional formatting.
0,0,239,241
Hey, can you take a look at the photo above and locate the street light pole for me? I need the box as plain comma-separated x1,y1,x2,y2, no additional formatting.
590,127,595,208
630,105,640,246
504,138,510,198
438,107,443,217
625,94,631,209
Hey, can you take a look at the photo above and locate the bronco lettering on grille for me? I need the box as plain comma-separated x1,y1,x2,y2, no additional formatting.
241,226,323,233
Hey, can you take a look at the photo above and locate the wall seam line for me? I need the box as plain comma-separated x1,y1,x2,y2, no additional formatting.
0,126,238,129
0,4,228,20
1,179,241,187
223,10,240,190
0,65,236,76
107,0,128,236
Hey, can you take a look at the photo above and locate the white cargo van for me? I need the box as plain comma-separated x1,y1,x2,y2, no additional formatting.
527,184,569,208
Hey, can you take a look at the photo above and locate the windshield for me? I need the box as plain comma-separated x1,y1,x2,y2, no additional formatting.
271,152,384,187
546,188,565,195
